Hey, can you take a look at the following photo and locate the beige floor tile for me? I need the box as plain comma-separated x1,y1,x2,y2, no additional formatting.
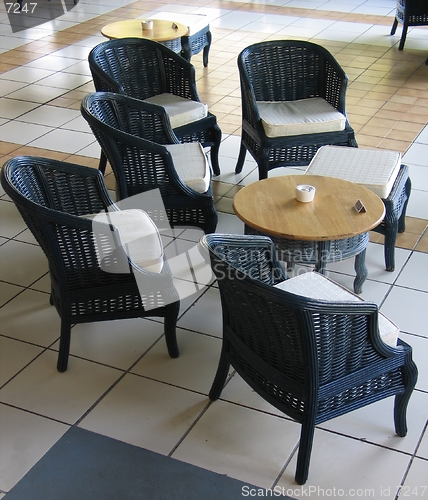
131,328,222,394
172,400,301,488
79,373,208,454
278,430,412,498
54,318,168,371
0,350,123,424
0,405,68,492
0,289,60,347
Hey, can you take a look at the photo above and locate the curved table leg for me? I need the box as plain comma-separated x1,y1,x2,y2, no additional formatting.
354,248,367,294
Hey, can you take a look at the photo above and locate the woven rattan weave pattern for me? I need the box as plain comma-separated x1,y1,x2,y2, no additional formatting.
88,38,222,175
81,92,218,234
1,156,181,372
236,40,357,180
200,233,418,485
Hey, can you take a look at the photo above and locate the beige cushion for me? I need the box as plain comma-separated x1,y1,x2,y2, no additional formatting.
274,272,399,347
306,145,402,198
148,12,208,36
84,209,164,273
165,142,210,193
257,97,346,138
143,93,208,129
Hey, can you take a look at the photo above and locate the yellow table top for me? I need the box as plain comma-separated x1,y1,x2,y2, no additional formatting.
233,175,385,241
101,19,188,42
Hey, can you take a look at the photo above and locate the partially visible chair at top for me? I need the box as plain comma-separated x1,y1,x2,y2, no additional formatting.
0,156,180,372
390,0,428,50
81,91,218,234
200,233,417,485
148,12,212,66
235,40,357,180
88,38,221,176
306,146,411,272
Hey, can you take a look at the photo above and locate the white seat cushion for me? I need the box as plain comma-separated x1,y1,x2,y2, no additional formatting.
143,93,208,129
165,142,210,193
306,145,402,198
148,12,208,35
274,272,399,347
257,97,346,138
84,209,164,273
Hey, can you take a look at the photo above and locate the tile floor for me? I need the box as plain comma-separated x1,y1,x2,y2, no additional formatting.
0,0,427,498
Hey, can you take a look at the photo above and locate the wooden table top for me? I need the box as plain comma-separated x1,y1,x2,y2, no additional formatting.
101,19,188,42
233,175,385,241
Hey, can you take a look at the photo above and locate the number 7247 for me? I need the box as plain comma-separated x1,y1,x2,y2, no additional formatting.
6,3,38,13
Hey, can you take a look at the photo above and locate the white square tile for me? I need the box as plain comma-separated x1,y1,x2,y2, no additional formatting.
0,350,123,424
0,97,40,119
403,143,428,167
0,405,68,492
0,337,44,387
0,281,24,308
79,373,208,454
400,458,428,495
396,251,428,292
132,329,222,393
277,429,411,497
0,120,53,144
0,66,55,83
416,429,428,459
55,318,168,370
380,287,428,337
0,239,48,286
0,199,28,238
6,84,69,104
16,105,80,127
173,400,300,488
177,286,223,337
28,128,95,154
37,72,92,90
400,333,428,392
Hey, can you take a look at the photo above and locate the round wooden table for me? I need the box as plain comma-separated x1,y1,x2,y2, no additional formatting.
233,175,385,293
101,19,188,53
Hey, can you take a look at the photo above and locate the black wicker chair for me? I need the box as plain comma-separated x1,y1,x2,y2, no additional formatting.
236,40,357,180
390,0,428,50
88,38,222,175
1,156,181,373
200,233,418,485
81,92,218,234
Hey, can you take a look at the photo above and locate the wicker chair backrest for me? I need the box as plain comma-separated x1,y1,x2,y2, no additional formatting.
239,40,346,108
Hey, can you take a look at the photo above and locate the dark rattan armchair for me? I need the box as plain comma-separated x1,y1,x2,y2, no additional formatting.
236,40,357,180
390,0,428,50
81,92,217,234
88,38,222,175
1,156,180,373
200,233,418,485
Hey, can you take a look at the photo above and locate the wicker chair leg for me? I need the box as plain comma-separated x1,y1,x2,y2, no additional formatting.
203,31,212,67
391,18,398,35
394,355,418,437
235,142,247,174
399,22,409,50
209,347,230,400
398,178,411,233
383,215,399,272
258,152,270,180
295,420,316,485
57,318,72,373
210,125,222,176
164,301,180,358
98,151,108,175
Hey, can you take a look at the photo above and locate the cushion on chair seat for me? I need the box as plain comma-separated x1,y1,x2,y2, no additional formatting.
274,272,399,347
148,12,208,36
305,145,402,198
143,93,208,129
83,209,164,273
257,97,346,138
165,142,210,193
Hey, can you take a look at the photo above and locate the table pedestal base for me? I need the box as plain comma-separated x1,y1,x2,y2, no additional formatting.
245,226,369,294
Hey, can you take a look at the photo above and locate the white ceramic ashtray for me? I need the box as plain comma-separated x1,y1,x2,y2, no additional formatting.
295,184,316,203
141,20,153,30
